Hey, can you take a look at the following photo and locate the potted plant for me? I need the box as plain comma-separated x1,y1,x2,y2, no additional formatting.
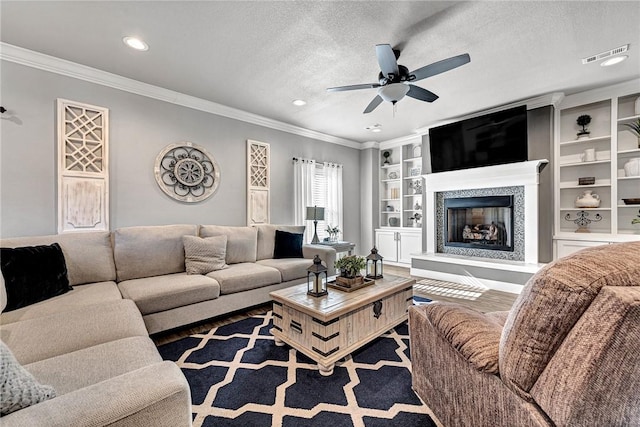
325,225,340,242
623,118,640,148
576,114,591,139
335,255,366,287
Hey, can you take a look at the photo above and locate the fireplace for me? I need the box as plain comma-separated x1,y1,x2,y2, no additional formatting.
444,195,514,252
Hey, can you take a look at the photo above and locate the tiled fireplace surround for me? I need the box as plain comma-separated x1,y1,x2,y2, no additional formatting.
411,160,548,293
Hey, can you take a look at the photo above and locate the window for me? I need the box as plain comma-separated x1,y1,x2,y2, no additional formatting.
293,159,343,243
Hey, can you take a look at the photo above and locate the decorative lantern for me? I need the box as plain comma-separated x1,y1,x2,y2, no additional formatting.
366,246,384,279
307,255,328,297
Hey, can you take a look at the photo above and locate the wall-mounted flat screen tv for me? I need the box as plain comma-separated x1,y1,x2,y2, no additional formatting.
429,105,528,173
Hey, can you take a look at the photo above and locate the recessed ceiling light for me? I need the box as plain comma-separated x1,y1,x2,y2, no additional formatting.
123,36,149,51
292,99,306,106
371,128,382,133
600,55,628,67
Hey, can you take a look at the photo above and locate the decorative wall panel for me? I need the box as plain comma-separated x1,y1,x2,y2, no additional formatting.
154,142,220,203
247,140,270,225
57,99,109,233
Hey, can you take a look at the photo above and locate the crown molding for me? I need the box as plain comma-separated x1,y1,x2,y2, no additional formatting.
360,141,380,150
0,42,362,149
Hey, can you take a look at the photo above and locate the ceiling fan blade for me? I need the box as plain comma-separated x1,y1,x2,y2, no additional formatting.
327,83,380,92
376,44,399,79
409,53,470,82
363,95,383,114
407,85,439,102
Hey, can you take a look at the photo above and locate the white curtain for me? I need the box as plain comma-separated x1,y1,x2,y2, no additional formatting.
323,162,343,241
293,158,316,243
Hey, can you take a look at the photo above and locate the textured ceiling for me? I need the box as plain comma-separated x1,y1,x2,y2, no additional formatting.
1,1,639,143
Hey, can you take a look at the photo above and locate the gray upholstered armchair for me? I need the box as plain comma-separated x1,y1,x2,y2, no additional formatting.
409,241,640,427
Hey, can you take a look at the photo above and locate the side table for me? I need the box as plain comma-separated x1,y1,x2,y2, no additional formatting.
316,241,355,257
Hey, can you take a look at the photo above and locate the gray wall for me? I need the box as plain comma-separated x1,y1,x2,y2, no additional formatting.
0,61,362,251
358,147,378,255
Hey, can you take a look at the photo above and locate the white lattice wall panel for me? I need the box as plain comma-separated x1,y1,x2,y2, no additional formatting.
57,99,109,233
247,140,270,225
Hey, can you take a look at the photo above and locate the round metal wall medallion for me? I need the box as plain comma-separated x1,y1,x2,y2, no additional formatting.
154,142,220,203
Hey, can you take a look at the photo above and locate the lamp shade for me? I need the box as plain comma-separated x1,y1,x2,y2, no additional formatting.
306,206,325,221
377,83,409,103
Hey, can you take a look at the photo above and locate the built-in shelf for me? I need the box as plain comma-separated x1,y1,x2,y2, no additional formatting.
559,135,611,146
618,148,640,155
404,194,422,198
381,163,400,169
559,179,611,189
381,198,400,202
381,178,401,183
559,159,611,167
618,114,640,123
560,207,612,211
618,176,640,181
618,204,640,208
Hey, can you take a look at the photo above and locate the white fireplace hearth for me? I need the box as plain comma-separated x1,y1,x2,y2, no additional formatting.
411,160,548,294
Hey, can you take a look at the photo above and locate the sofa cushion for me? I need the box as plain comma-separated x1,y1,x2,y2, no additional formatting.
114,224,198,281
206,262,281,295
118,273,220,315
273,230,304,259
0,243,72,312
500,241,640,399
1,300,148,365
254,224,306,260
25,336,161,396
0,281,121,325
422,301,503,374
256,258,311,282
0,232,116,286
183,235,228,274
199,225,258,264
0,341,56,416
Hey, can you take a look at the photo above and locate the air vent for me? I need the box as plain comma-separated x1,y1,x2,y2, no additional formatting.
582,44,629,64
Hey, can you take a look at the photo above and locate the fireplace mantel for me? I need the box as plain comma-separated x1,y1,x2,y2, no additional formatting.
413,160,548,293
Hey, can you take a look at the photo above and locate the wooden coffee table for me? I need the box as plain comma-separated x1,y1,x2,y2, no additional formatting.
270,275,414,376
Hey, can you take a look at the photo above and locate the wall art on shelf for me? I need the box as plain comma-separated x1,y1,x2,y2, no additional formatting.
410,166,422,176
57,99,109,233
154,142,220,203
247,140,270,225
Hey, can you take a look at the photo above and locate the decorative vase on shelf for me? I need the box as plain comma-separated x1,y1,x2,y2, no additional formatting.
624,158,640,177
575,190,601,208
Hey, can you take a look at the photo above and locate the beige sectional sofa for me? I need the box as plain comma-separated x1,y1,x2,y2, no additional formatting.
0,224,335,425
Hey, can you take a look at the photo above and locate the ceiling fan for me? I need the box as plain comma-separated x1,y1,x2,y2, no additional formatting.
327,44,470,114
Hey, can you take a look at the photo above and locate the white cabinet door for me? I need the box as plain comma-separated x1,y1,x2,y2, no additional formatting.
375,230,398,262
398,231,422,264
555,240,608,259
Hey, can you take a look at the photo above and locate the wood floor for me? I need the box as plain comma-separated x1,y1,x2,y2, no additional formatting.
152,265,518,346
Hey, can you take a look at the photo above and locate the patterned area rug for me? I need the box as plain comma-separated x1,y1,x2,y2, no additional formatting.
158,311,437,427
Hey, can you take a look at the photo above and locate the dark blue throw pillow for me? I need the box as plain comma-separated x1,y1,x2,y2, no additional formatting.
0,243,72,312
273,230,304,259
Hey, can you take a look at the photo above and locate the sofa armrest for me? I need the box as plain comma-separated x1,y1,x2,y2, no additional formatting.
1,361,192,427
412,302,504,373
302,244,336,276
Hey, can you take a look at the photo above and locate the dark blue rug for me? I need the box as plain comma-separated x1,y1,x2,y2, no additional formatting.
158,311,436,427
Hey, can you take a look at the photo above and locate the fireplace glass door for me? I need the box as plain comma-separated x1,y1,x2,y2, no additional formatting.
444,195,514,252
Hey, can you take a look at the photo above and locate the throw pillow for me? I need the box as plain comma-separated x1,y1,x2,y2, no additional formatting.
273,230,304,259
0,243,72,312
183,235,228,275
0,341,56,415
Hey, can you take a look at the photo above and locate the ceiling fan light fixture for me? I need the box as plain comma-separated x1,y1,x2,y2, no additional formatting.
123,36,149,51
378,83,409,103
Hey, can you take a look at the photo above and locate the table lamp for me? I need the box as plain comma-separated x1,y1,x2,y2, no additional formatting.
306,205,325,244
